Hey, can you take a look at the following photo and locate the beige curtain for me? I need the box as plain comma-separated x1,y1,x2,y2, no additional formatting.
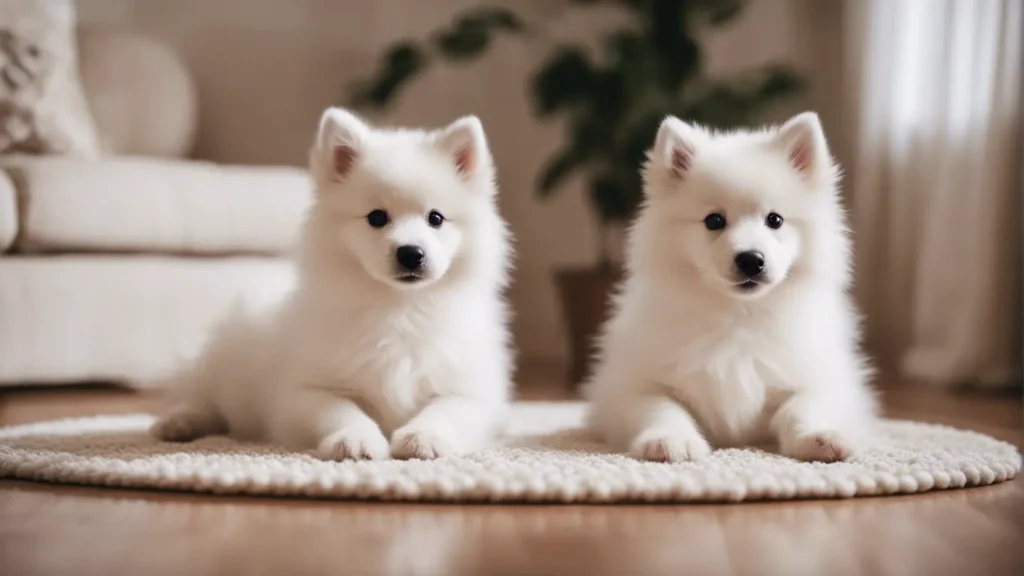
842,0,1022,388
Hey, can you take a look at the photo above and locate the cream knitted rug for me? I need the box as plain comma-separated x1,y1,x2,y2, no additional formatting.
0,402,1019,503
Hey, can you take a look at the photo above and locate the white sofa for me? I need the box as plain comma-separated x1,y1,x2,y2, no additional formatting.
0,29,311,387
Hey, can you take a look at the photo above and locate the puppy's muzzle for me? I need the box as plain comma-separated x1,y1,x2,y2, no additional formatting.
733,251,766,290
395,244,426,282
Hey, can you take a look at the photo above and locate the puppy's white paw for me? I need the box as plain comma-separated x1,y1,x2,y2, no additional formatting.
151,410,221,442
390,427,457,460
630,430,712,463
780,430,855,463
317,427,390,461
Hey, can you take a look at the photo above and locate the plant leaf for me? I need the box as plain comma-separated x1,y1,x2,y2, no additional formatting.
647,0,686,51
692,0,746,26
349,79,376,108
435,7,527,60
349,42,427,108
590,69,630,122
604,31,646,70
639,1,703,89
756,65,805,100
463,7,526,31
532,47,597,116
589,173,635,223
619,110,666,171
435,23,490,59
681,63,806,127
656,36,701,89
537,146,590,196
570,112,615,157
573,0,646,7
682,84,756,128
387,43,425,75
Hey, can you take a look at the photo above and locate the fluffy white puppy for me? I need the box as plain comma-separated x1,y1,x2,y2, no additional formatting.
586,112,877,463
151,108,514,461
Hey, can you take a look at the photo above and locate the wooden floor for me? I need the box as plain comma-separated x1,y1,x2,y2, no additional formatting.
0,369,1021,576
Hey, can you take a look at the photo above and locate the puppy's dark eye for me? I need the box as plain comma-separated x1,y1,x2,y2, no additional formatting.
366,209,389,228
427,210,444,228
704,213,726,231
766,212,784,230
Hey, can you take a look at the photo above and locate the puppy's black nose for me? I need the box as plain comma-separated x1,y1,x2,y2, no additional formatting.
734,251,765,278
395,245,425,271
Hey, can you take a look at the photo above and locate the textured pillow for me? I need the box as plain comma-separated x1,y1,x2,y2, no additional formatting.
77,28,198,158
0,0,99,156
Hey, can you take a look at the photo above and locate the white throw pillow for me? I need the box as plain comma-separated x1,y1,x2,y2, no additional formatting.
0,0,100,156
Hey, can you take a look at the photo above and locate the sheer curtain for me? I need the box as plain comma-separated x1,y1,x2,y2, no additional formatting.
842,0,1022,388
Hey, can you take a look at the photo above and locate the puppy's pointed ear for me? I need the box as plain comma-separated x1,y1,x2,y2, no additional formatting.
315,107,370,182
649,116,699,182
435,115,492,180
773,112,830,184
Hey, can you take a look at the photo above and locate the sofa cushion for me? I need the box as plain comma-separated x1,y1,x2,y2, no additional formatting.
0,171,16,252
0,255,295,385
5,156,313,255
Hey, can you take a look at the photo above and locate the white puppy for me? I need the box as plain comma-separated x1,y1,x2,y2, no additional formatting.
586,112,877,463
151,108,514,461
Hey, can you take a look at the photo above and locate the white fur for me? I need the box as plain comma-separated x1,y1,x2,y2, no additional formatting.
151,108,514,461
585,112,878,463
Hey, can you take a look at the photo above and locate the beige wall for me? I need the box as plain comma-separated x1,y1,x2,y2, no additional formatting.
78,0,844,363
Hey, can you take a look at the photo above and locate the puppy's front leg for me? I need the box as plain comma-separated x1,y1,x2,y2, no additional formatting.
391,396,503,459
770,387,875,463
281,388,390,461
623,393,712,463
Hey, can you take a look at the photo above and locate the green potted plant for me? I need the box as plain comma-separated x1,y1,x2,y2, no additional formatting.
351,0,805,385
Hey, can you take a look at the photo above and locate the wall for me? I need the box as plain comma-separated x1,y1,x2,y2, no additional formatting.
77,0,844,364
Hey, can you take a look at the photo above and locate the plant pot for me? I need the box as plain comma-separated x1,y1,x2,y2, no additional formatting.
554,264,625,388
